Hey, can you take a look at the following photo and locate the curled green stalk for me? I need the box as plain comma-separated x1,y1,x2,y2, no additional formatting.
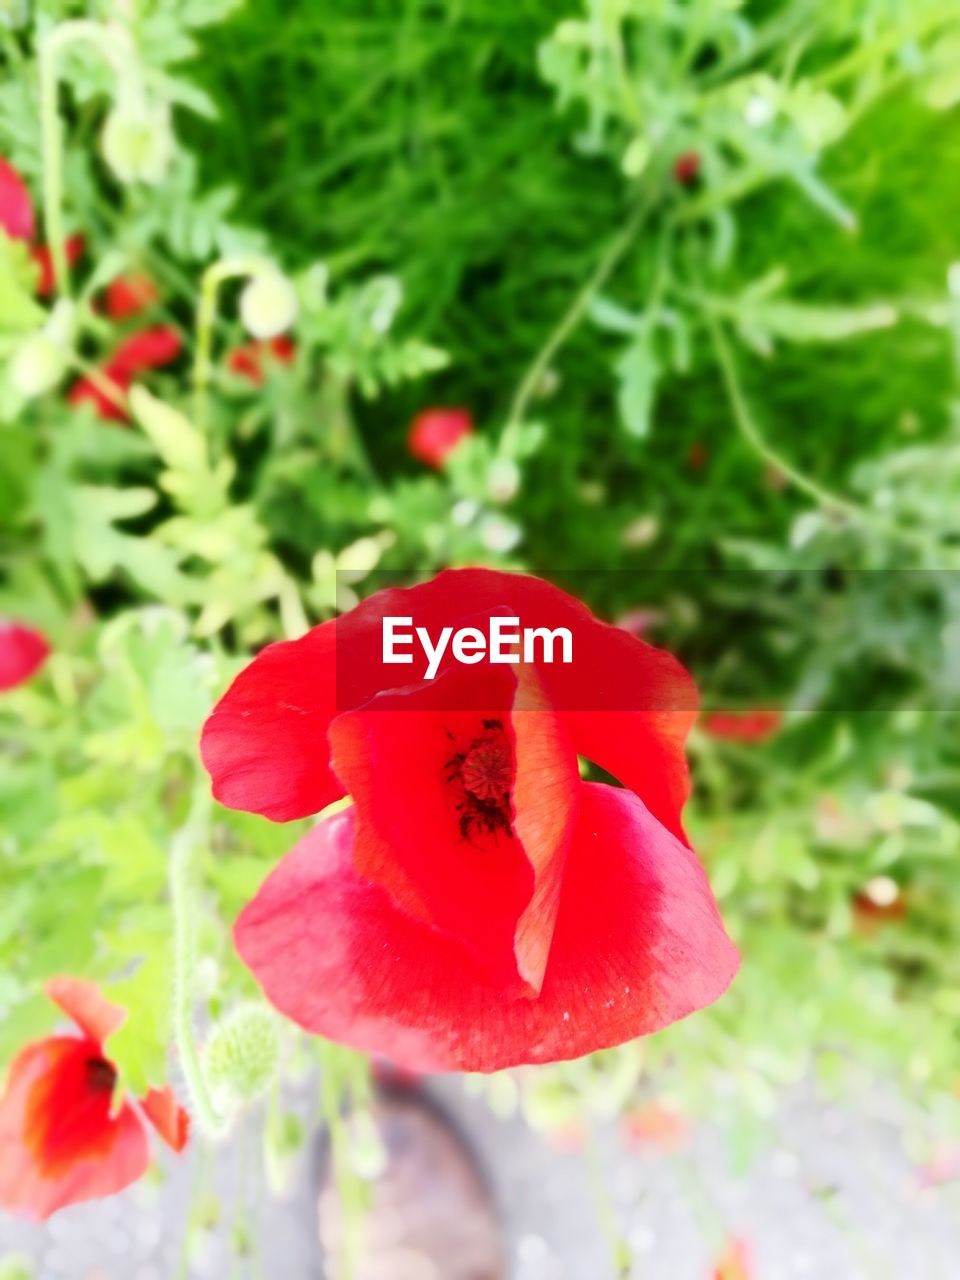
192,256,279,435
500,192,655,453
38,20,137,298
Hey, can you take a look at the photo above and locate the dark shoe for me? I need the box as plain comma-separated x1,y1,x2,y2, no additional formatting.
318,1086,507,1280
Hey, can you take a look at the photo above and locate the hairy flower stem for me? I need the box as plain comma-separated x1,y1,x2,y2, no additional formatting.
192,256,271,436
705,307,937,557
318,1044,372,1280
170,784,226,1140
500,193,655,452
38,21,134,299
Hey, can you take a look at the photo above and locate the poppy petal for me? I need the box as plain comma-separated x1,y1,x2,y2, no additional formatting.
200,620,345,821
329,663,578,991
0,621,50,692
139,1086,189,1152
45,977,125,1045
234,783,739,1073
0,157,35,242
0,1038,148,1221
346,570,698,840
202,569,697,847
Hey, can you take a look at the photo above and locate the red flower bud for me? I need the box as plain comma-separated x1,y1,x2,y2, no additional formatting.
673,151,701,186
0,620,49,691
105,272,159,320
408,407,473,469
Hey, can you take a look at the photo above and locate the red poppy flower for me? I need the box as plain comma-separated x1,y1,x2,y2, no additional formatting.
1,157,84,294
0,620,50,691
0,156,36,241
202,569,738,1073
673,151,701,186
0,978,188,1220
713,1237,752,1280
407,407,473,469
104,272,159,320
227,335,297,386
703,708,782,742
68,325,182,422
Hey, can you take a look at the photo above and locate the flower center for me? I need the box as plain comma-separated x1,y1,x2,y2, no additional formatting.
461,739,512,802
445,718,514,844
85,1057,118,1095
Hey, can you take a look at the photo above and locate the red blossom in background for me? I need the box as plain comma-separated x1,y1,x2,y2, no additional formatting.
703,708,782,742
621,1100,690,1152
673,151,702,186
713,1237,752,1280
0,978,188,1220
1,156,84,294
32,235,86,299
0,156,35,240
104,272,160,320
407,407,473,468
201,569,738,1073
68,325,182,422
0,620,50,692
227,335,297,385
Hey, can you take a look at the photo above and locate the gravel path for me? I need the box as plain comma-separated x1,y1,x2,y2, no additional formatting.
2,1078,956,1279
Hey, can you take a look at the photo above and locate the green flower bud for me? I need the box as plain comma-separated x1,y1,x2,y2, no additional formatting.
102,100,173,186
10,334,66,398
203,1004,279,1110
239,269,298,340
486,457,520,504
264,1111,306,1196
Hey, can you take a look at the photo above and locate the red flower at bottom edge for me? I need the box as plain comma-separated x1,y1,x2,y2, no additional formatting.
203,568,739,1073
713,1237,752,1280
407,407,473,469
0,620,50,691
0,978,189,1220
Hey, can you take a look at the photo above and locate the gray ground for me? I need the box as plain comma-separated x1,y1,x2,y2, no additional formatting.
2,1077,958,1279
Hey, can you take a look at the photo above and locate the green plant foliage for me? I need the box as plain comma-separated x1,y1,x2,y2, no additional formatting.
2,0,960,1250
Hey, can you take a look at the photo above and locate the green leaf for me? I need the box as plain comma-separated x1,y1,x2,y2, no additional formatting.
104,953,174,1097
615,330,660,439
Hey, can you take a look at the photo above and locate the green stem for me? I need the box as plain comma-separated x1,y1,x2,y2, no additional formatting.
585,1131,631,1277
705,308,936,555
170,784,226,1140
37,21,134,299
500,194,655,451
192,255,271,435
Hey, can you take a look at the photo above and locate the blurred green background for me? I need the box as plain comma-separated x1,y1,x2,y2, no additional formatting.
2,0,960,1270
